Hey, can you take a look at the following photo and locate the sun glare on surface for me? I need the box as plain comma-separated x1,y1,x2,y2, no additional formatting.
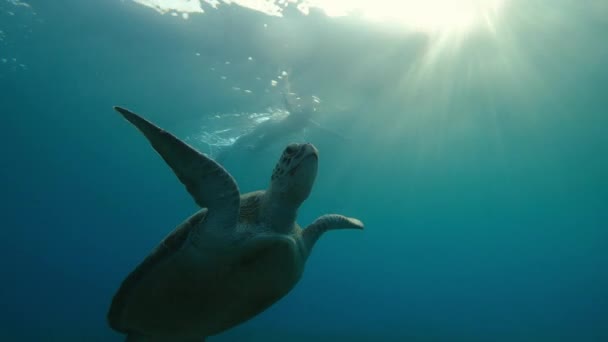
130,0,505,34
303,0,505,33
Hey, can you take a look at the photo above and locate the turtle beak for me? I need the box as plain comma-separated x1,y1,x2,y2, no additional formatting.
305,143,319,159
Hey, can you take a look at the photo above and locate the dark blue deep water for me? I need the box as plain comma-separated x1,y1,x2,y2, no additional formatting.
1,0,607,340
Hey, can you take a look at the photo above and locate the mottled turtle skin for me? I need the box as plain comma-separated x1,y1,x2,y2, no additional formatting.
108,107,363,342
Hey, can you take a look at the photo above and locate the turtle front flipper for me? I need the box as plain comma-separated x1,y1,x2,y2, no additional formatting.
302,214,364,255
114,106,240,235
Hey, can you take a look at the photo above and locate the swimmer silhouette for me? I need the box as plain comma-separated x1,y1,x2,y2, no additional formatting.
214,92,348,163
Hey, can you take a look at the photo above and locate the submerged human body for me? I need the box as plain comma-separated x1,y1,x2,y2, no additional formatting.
215,94,346,162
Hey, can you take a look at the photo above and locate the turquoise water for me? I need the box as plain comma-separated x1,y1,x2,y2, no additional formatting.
1,0,607,340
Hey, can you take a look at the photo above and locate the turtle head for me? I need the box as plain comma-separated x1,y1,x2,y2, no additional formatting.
269,143,319,208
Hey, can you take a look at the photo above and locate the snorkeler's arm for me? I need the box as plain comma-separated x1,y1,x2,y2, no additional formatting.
308,119,351,141
282,92,295,113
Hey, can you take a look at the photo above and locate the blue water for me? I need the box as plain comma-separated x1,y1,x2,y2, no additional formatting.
1,0,607,340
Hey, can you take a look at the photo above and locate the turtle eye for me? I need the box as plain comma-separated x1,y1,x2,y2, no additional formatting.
285,144,298,155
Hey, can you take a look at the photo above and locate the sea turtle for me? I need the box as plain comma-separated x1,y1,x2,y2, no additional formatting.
108,106,364,342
